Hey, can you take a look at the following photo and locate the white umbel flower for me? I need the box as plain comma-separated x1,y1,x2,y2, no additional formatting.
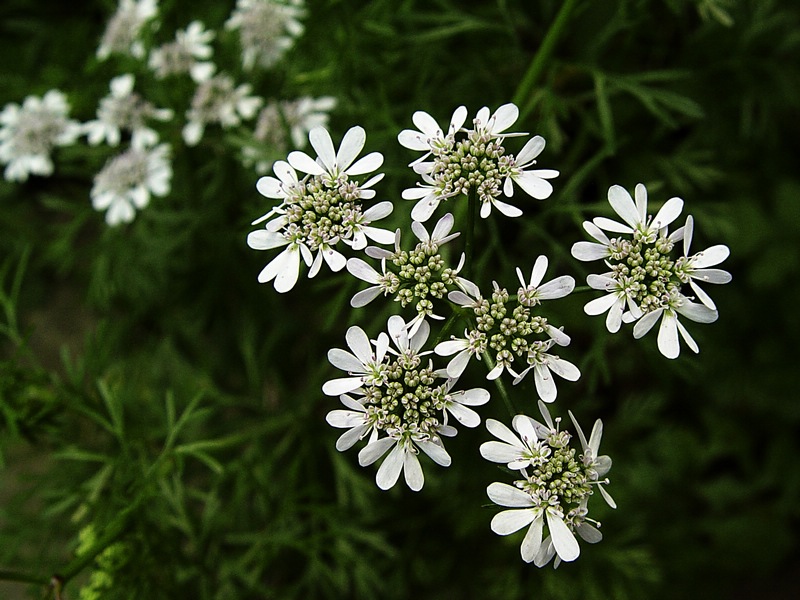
594,183,683,243
632,292,718,359
84,74,173,149
397,105,467,166
183,72,263,146
0,90,80,182
225,0,305,70
148,21,216,82
96,0,158,61
674,215,732,310
90,143,171,226
483,402,614,566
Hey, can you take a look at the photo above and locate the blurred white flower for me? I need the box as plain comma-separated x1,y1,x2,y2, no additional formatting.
226,0,305,70
0,90,81,182
183,73,263,146
91,143,171,226
97,0,158,61
148,21,216,82
84,74,173,149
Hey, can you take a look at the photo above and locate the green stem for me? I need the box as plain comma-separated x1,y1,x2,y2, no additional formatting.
0,568,50,586
464,188,478,281
512,0,579,120
481,352,516,419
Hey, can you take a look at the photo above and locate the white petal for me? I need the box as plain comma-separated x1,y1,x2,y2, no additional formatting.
327,348,364,372
350,286,382,308
435,339,467,356
492,198,523,217
256,176,282,198
346,152,384,176
692,268,732,285
571,241,609,261
486,418,523,446
599,484,617,508
583,292,618,316
537,276,575,300
363,200,394,221
546,511,580,562
534,364,557,403
521,515,544,563
321,376,363,396
516,135,545,164
309,127,336,171
547,357,581,381
576,522,603,544
398,129,431,151
651,197,684,230
346,258,381,283
358,436,395,466
676,318,700,354
431,212,455,241
403,450,424,491
675,300,718,323
490,103,519,133
491,509,536,535
411,196,440,222
322,247,347,272
487,482,533,508
336,126,366,171
692,245,730,269
446,401,480,428
514,172,553,200
287,150,325,175
335,425,367,452
480,441,525,464
607,185,640,229
417,439,451,466
593,216,633,234
457,388,490,406
445,350,472,378
346,326,373,365
657,311,680,359
375,443,405,490
411,110,442,137
633,308,663,339
247,230,287,250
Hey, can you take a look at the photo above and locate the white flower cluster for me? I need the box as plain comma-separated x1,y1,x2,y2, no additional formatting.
324,316,490,491
398,103,559,221
247,126,393,292
481,401,615,567
226,0,306,70
572,183,731,358
0,90,80,182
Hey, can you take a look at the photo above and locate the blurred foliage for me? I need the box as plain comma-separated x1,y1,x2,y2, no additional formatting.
1,0,799,598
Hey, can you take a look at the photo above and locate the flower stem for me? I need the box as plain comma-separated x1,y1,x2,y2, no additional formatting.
481,352,516,419
464,188,478,280
512,0,579,120
0,568,50,586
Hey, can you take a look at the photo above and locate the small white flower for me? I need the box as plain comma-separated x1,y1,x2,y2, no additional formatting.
511,338,581,402
594,183,684,242
246,228,313,293
148,21,216,82
325,394,375,451
322,325,390,396
397,105,467,165
0,90,80,182
226,0,305,70
472,103,526,140
358,432,451,492
632,292,718,359
435,329,487,379
183,73,263,146
583,273,644,333
440,380,490,429
287,126,384,185
90,143,171,226
502,135,559,201
84,74,173,149
515,255,575,306
568,410,615,509
675,215,732,310
480,416,551,471
97,0,158,61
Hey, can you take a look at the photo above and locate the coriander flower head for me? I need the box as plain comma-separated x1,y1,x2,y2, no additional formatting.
97,0,158,61
225,0,306,70
183,72,263,146
324,315,490,491
84,74,173,149
91,143,171,226
247,126,393,293
400,102,558,222
481,401,614,566
148,21,216,82
0,90,81,182
571,183,730,358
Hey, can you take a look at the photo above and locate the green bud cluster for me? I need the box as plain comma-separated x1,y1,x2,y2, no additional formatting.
277,172,367,252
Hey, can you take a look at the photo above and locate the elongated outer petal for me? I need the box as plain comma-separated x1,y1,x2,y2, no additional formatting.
375,442,405,489
608,185,640,229
571,241,609,261
634,183,648,222
347,151,384,176
588,419,604,457
486,418,524,447
256,176,282,199
491,198,524,218
411,196,440,222
651,196,684,230
513,172,554,200
418,439,451,466
411,220,430,243
445,350,471,378
547,357,581,382
321,247,347,272
287,150,325,175
683,214,695,255
676,318,700,354
547,511,580,562
327,348,364,372
605,298,624,333
322,376,362,396
325,409,364,428
490,103,519,134
593,216,633,234
599,484,617,508
492,509,536,535
358,436,396,466
521,515,544,563
435,339,467,356
363,200,394,221
247,229,288,250
347,258,381,284
657,311,680,359
692,268,732,284
258,245,299,292
350,286,382,308
336,126,366,171
480,441,525,464
533,537,556,568
529,255,548,287
412,110,442,137
692,244,730,268
675,300,718,323
448,106,468,132
584,292,619,316
346,325,373,365
534,364,557,403
633,308,662,339
458,388,491,405
363,226,396,245
403,450,424,491
335,425,367,452
446,401,480,427
516,135,545,164
537,276,575,300
568,411,590,452
487,482,534,508
308,127,336,171
431,212,455,242
576,522,603,544
690,280,716,310
398,129,431,151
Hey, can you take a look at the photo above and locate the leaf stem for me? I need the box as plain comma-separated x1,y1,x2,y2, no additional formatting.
464,188,478,281
512,0,579,120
